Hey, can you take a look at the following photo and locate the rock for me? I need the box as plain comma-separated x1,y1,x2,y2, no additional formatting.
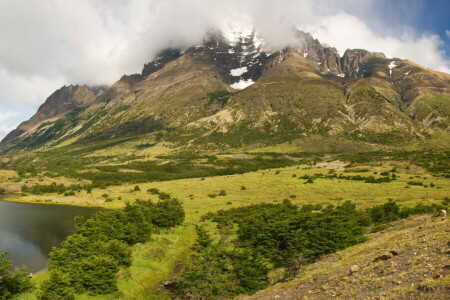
349,265,361,274
390,249,402,256
373,252,393,262
161,280,178,287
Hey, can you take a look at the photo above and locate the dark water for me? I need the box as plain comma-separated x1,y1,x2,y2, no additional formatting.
0,198,102,273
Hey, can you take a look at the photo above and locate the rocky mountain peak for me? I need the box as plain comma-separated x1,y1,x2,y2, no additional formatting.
141,49,183,78
0,84,98,146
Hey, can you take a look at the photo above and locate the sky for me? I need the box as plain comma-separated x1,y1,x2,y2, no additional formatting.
0,0,449,140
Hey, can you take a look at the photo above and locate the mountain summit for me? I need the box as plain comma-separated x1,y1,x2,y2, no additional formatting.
1,28,449,153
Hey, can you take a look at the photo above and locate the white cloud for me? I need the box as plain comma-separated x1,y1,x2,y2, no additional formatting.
446,29,450,38
0,0,449,141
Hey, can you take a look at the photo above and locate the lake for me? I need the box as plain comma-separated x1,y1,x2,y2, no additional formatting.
0,198,102,273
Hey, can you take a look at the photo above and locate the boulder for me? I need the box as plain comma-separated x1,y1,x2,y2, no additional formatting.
349,265,360,274
373,252,393,262
161,280,179,287
390,249,402,256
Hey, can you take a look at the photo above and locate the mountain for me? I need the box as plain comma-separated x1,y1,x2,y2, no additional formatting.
1,28,449,153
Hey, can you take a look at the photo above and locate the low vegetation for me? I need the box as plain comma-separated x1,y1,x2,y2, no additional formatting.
39,196,184,299
0,252,33,299
174,199,448,299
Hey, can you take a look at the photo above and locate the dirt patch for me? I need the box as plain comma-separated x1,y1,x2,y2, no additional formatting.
315,160,347,170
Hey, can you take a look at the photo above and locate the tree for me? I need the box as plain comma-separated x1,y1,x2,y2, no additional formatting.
0,252,33,300
39,271,75,300
152,198,185,228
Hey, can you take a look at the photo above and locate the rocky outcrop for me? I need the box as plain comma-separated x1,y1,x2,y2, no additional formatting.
297,30,342,75
141,49,182,78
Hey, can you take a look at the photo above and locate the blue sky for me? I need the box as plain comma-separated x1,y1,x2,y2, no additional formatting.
0,0,449,141
361,0,450,57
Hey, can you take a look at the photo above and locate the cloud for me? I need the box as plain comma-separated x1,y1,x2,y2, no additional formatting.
0,0,449,140
446,29,450,38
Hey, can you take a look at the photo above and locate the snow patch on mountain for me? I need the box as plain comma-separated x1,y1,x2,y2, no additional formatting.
230,67,248,76
231,79,254,90
389,61,397,77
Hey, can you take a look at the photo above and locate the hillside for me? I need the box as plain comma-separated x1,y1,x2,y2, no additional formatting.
1,29,449,154
240,215,449,300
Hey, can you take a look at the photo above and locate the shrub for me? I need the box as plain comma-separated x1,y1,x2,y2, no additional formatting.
304,178,314,184
407,181,423,186
39,271,75,300
0,252,33,299
147,188,160,195
41,195,184,297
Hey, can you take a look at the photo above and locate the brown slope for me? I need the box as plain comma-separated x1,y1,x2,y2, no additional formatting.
61,52,232,142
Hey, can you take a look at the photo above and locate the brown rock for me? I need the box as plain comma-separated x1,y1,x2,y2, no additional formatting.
161,279,178,287
390,249,402,256
350,265,361,274
373,252,393,262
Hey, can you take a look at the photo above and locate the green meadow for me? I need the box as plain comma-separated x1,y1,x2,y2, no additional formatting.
3,150,449,299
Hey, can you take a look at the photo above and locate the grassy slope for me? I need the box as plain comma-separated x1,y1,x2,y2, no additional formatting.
239,215,449,300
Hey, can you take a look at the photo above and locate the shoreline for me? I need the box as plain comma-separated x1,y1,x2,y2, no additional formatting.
0,193,111,209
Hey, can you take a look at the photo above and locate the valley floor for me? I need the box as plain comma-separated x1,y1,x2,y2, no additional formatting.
1,153,448,299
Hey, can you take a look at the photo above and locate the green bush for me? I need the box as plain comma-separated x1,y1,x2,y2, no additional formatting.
0,252,33,299
40,195,184,298
39,271,75,300
176,230,268,299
